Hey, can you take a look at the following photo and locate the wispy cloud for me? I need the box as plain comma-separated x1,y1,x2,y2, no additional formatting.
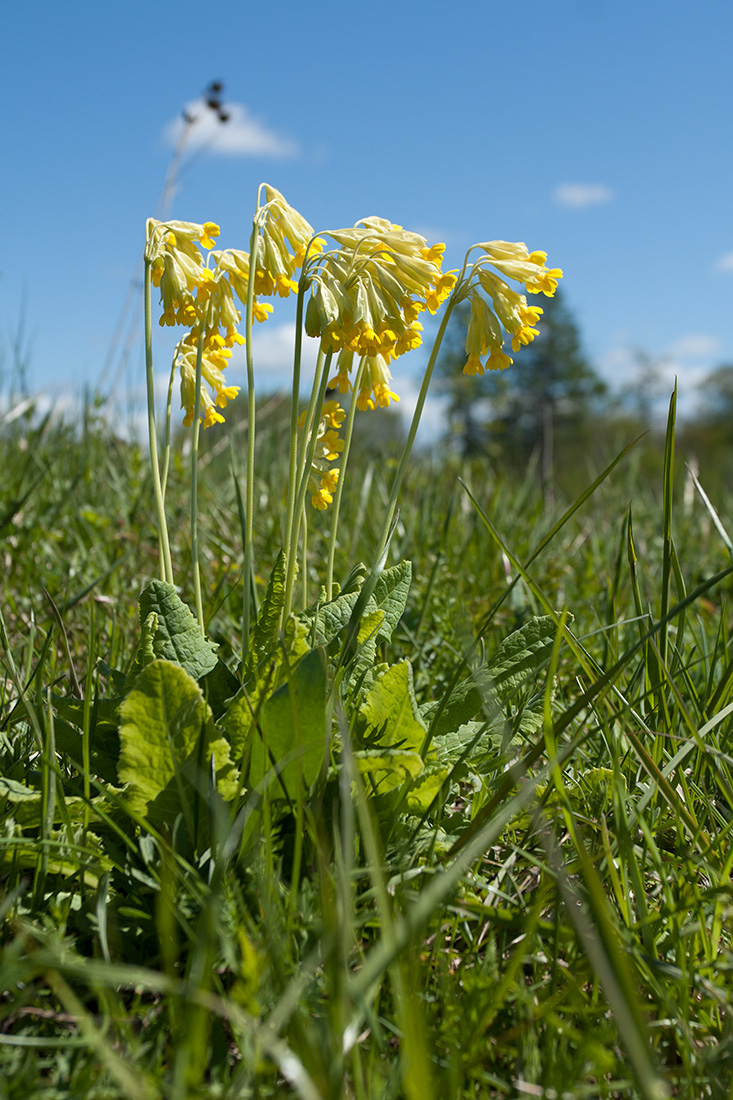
665,333,722,360
714,251,733,273
553,183,614,210
164,99,297,158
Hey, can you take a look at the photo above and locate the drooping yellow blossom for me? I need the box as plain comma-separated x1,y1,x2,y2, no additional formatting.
209,248,274,325
298,399,346,509
252,186,324,300
460,242,562,375
301,216,454,407
145,218,255,428
356,354,400,411
177,338,241,427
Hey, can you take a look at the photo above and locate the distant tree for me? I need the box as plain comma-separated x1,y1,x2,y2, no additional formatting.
618,349,671,424
698,363,733,428
436,289,606,481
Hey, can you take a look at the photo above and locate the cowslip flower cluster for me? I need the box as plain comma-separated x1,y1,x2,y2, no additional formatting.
146,218,246,427
145,191,323,428
303,218,456,410
298,400,346,510
462,242,563,376
254,185,323,298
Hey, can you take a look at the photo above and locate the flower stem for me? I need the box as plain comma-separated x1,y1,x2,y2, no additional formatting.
143,257,174,585
283,283,307,563
242,207,260,660
283,349,332,619
190,323,206,632
325,357,366,599
161,344,179,498
374,297,457,562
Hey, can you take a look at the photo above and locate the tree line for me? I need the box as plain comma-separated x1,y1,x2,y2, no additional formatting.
434,292,733,494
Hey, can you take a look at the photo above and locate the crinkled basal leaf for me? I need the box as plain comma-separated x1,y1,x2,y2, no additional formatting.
432,720,522,779
283,613,311,661
137,581,218,681
52,715,119,784
223,615,311,766
346,608,385,697
200,658,240,720
133,611,158,674
405,762,450,813
420,673,501,738
372,560,412,644
354,748,424,785
222,672,276,765
360,660,427,753
249,647,328,801
487,615,565,699
118,659,238,833
244,549,290,680
300,588,362,648
421,616,563,738
0,776,40,803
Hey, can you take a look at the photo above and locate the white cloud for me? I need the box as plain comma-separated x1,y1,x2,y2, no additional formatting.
714,251,733,273
665,334,722,360
227,323,321,392
596,332,722,419
553,183,614,210
396,374,450,445
164,99,297,158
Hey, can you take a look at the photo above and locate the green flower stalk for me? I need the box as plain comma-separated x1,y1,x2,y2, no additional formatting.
143,252,174,585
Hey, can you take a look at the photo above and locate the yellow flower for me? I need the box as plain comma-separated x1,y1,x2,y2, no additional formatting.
322,400,346,430
254,186,319,300
486,348,513,371
177,339,240,428
356,354,399,411
303,216,452,370
455,239,561,376
320,467,340,493
164,220,220,249
463,351,485,376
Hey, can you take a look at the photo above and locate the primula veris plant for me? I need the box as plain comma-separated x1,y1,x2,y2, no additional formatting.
142,183,561,632
120,184,566,897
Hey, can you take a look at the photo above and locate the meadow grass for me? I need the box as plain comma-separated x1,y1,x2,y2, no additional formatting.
0,387,732,1100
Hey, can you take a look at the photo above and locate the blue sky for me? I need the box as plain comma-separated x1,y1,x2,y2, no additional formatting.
3,0,733,428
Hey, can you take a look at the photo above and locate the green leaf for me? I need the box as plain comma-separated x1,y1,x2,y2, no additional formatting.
301,589,362,648
421,674,500,738
132,611,158,676
346,608,385,698
118,659,238,835
244,549,290,680
354,748,424,784
372,560,412,644
487,614,564,699
360,660,427,755
53,715,120,784
405,763,450,813
222,672,275,766
0,776,40,803
222,614,312,767
200,659,240,720
422,616,562,739
137,581,218,682
249,647,329,801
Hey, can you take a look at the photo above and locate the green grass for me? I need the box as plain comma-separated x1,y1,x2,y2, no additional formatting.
1,394,733,1100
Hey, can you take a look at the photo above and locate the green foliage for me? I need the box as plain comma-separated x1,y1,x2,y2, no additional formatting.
136,580,218,680
118,658,238,837
3,403,733,1099
249,646,328,801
